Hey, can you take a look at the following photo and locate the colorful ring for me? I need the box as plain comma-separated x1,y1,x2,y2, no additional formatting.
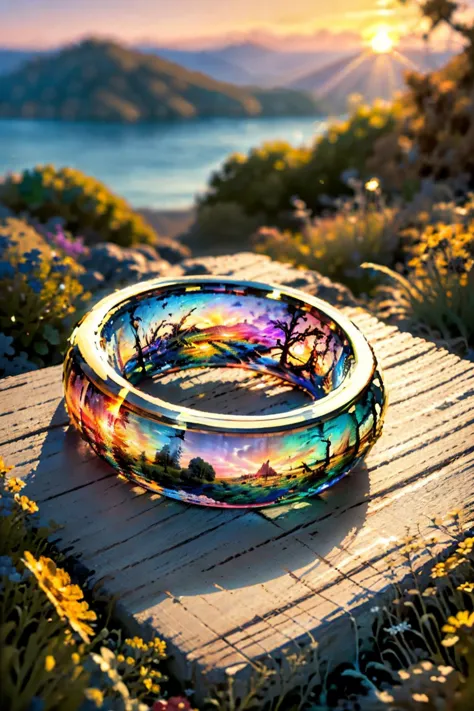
63,277,387,508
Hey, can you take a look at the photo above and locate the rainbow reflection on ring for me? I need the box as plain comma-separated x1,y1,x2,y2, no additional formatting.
63,277,387,508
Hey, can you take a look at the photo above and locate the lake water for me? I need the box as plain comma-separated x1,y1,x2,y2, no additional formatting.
0,117,328,210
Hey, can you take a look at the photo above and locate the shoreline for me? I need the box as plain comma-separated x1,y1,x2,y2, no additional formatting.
137,207,195,240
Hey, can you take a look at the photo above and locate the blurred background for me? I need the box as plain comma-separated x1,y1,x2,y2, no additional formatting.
2,0,474,377
0,0,463,214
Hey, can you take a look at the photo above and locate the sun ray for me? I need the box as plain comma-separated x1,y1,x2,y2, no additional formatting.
317,49,372,97
391,49,421,71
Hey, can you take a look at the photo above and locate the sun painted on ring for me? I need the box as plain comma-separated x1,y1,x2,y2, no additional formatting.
63,278,387,507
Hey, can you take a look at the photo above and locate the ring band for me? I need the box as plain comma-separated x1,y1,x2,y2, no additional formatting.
63,277,387,507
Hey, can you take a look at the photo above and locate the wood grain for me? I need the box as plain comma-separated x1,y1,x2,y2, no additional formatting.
1,253,474,694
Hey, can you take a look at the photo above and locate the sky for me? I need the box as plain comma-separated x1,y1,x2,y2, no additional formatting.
0,0,429,50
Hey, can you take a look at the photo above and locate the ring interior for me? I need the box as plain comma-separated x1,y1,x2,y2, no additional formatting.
99,282,356,406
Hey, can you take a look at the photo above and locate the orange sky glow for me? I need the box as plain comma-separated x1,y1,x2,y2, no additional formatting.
0,0,459,49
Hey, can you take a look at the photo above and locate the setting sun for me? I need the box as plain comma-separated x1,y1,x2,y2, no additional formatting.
371,27,395,54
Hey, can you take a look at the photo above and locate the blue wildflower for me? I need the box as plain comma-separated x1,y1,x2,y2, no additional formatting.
0,237,11,257
26,248,42,262
0,554,22,582
18,261,35,275
29,278,43,294
0,332,14,357
27,697,45,711
0,495,15,516
0,261,15,279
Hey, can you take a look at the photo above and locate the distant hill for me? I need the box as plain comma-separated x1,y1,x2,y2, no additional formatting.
0,49,42,76
140,41,353,87
289,48,455,111
0,39,322,122
210,43,353,87
139,45,257,85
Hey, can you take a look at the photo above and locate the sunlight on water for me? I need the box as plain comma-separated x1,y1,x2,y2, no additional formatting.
0,116,328,209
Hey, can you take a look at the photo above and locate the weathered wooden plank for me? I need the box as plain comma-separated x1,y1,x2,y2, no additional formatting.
1,253,474,694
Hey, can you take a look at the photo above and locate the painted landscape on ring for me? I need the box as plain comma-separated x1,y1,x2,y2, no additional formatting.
64,284,386,506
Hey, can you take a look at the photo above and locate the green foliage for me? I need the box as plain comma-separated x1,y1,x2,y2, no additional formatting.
0,38,321,122
200,140,310,223
186,457,216,482
189,202,264,251
0,165,158,246
197,103,396,231
254,180,399,295
154,444,178,472
295,102,397,214
0,217,88,376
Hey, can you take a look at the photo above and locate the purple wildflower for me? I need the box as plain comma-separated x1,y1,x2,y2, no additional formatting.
48,226,86,258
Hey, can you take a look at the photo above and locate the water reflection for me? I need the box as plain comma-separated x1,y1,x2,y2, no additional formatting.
0,116,327,209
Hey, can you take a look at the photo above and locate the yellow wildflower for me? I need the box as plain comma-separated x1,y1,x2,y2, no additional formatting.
458,582,474,593
5,477,26,493
125,636,147,650
0,456,13,477
85,689,104,708
442,610,474,647
140,666,148,677
117,654,125,663
432,562,447,578
457,538,474,556
143,678,153,691
443,610,474,634
22,551,96,642
45,655,56,672
15,494,38,514
446,555,464,571
413,694,429,703
126,656,135,665
151,684,160,694
378,691,395,703
71,653,81,664
149,637,166,656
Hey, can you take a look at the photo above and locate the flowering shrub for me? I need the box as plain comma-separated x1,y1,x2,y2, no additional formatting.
46,223,87,258
0,218,89,376
295,101,397,215
366,217,474,347
0,165,158,247
0,455,194,711
197,103,396,233
199,140,310,225
254,179,400,295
